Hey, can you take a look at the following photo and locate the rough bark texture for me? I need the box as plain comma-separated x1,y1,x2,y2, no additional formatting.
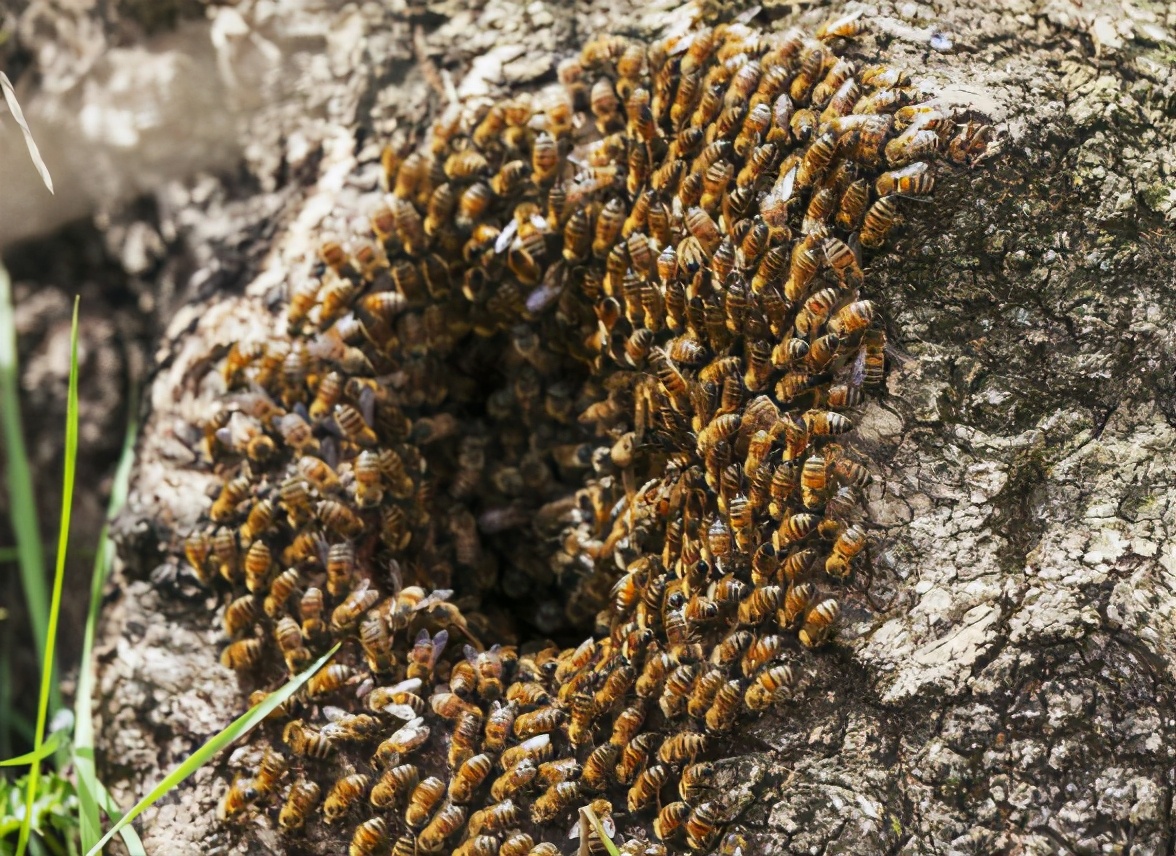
5,0,1174,854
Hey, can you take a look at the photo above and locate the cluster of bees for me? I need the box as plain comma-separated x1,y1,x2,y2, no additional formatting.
182,12,986,856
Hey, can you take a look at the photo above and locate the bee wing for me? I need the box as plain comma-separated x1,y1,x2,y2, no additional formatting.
430,629,450,666
381,703,421,721
850,345,867,387
494,218,518,254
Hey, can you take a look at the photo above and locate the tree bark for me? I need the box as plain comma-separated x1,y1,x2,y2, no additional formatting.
39,0,1175,853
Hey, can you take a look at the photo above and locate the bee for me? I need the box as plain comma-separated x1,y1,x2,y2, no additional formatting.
659,662,697,719
454,837,500,856
368,678,425,716
498,833,535,856
490,757,538,801
210,474,251,523
449,709,484,769
799,455,828,509
217,775,258,821
686,800,727,852
324,542,355,597
300,586,326,637
331,583,379,631
307,663,353,697
418,802,468,853
220,638,263,671
406,628,448,683
278,778,320,830
500,734,553,772
323,773,369,823
656,801,690,842
828,300,876,338
627,764,670,812
318,499,365,538
405,776,447,830
273,616,309,672
580,741,621,792
816,8,866,40
798,598,840,647
392,834,420,856
745,663,796,710
591,77,622,132
859,195,900,248
537,757,582,788
348,818,389,856
704,679,742,732
876,161,935,196
371,763,421,809
678,761,715,804
528,780,579,825
860,328,886,386
448,752,494,804
470,798,523,835
183,531,214,585
374,717,431,766
334,403,378,447
223,594,258,638
658,731,709,764
826,523,867,577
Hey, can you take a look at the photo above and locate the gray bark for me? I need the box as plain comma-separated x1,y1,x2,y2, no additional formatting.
6,0,1175,854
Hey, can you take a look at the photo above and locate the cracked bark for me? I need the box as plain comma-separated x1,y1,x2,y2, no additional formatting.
4,0,1172,854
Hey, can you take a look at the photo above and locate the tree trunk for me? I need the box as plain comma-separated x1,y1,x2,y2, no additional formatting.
45,0,1176,853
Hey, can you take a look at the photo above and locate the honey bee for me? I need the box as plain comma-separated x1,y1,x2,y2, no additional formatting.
371,763,421,809
861,328,886,386
374,717,431,766
658,731,709,764
454,836,500,856
447,752,493,804
223,594,258,638
300,586,326,637
220,638,263,671
323,773,369,823
704,679,742,732
627,764,670,812
331,583,379,632
826,523,867,577
686,799,728,852
656,801,690,842
448,710,483,770
278,778,320,830
418,802,468,853
318,499,365,538
217,775,258,821
858,195,900,248
470,798,523,835
406,628,448,683
798,598,840,647
537,757,582,788
490,757,538,801
308,663,354,698
745,663,795,710
210,474,251,523
348,818,389,856
405,776,447,830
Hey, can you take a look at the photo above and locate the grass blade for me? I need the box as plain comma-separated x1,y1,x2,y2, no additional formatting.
16,298,78,856
73,402,137,854
85,643,341,856
0,71,54,194
0,733,62,767
0,264,50,682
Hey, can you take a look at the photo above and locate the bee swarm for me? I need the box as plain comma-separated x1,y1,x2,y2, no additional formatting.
182,14,986,856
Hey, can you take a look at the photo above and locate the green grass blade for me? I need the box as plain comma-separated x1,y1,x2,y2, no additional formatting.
0,264,50,677
84,643,341,856
73,403,137,854
0,733,62,767
16,298,78,856
71,767,146,856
